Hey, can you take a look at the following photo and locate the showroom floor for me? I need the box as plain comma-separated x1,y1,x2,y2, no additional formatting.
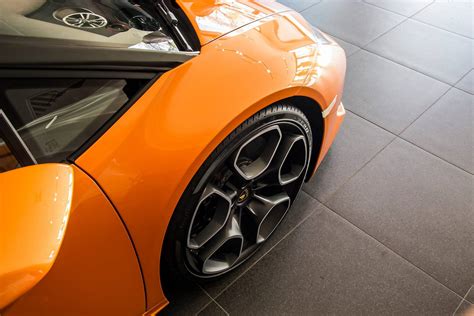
162,1,473,315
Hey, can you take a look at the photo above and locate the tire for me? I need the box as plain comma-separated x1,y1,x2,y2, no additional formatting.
161,104,312,294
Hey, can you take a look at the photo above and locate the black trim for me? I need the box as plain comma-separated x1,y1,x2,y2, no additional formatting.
0,110,37,167
0,35,197,70
0,69,156,79
167,0,201,50
155,0,193,51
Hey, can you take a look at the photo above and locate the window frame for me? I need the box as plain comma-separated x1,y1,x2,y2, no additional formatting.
0,109,37,167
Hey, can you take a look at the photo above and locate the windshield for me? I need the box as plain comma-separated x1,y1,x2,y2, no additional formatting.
0,0,180,52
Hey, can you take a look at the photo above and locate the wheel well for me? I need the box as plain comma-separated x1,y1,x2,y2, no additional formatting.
282,96,324,181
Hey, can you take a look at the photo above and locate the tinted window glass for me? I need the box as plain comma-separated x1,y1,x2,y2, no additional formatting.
0,0,179,52
0,78,136,163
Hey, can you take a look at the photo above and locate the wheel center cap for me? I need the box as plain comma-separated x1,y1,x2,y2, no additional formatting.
238,188,250,203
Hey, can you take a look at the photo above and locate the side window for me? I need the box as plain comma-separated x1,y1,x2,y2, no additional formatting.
0,78,144,169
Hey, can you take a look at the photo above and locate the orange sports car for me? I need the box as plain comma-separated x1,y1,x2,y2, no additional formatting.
0,0,346,314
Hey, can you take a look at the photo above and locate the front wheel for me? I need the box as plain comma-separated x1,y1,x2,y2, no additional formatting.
161,104,312,284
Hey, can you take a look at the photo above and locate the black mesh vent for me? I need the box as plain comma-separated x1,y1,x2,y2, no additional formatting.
28,90,60,118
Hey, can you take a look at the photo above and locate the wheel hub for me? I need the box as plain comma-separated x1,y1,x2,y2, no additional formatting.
237,188,251,204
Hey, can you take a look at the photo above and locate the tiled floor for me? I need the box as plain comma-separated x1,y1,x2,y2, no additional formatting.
162,1,473,315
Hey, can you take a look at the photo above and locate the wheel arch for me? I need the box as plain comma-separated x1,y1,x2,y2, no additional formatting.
160,100,318,292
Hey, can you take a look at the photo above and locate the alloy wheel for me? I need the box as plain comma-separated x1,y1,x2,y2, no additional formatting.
185,121,309,277
62,12,108,29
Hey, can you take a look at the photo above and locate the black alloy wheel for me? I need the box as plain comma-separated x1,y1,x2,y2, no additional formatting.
162,104,313,283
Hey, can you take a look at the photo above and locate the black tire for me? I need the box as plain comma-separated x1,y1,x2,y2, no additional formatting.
161,104,312,295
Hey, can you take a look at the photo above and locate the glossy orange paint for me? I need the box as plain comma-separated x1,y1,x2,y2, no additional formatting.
75,7,346,311
3,1,346,314
0,164,73,309
3,165,146,315
178,0,289,45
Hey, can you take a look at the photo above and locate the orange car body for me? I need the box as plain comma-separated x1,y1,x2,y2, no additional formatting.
2,1,346,315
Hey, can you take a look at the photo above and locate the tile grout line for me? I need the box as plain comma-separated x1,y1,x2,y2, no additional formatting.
396,87,452,136
452,285,473,315
360,0,437,51
453,68,474,95
466,285,474,304
397,70,473,136
362,0,433,19
207,198,322,301
456,86,474,96
298,2,321,14
344,107,473,175
194,283,230,316
311,194,467,302
397,134,473,175
321,27,464,88
307,4,471,87
313,13,474,87
337,50,473,174
360,10,410,49
313,135,397,204
352,45,464,88
362,0,473,40
409,18,474,41
306,108,471,211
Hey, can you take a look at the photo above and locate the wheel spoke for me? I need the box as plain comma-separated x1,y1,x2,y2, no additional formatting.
187,185,232,249
256,133,307,185
233,125,282,180
277,134,308,185
245,192,291,243
198,215,243,274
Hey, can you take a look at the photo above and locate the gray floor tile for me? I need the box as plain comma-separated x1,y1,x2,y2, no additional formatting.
344,50,450,134
454,300,474,316
402,88,474,173
367,19,473,85
413,1,473,38
160,281,212,316
277,0,320,12
364,0,433,16
302,1,404,46
197,302,228,315
304,111,394,202
214,207,461,315
327,138,474,295
198,191,324,296
456,70,474,95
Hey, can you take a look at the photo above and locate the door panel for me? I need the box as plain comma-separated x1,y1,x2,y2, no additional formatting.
3,165,146,316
